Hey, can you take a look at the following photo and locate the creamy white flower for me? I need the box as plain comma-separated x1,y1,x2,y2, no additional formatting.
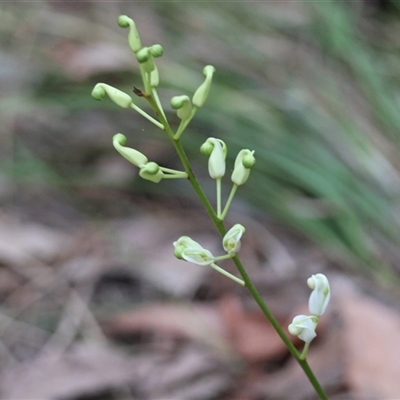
223,224,246,253
231,149,255,186
288,315,317,343
173,236,214,266
307,273,330,317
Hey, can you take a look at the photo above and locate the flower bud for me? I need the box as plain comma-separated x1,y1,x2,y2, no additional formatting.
231,149,255,186
288,315,317,343
307,274,330,317
223,224,246,254
92,83,133,108
171,95,192,121
136,47,150,63
139,162,164,183
173,236,214,265
173,236,201,259
192,65,216,108
113,134,148,167
117,15,142,53
149,44,163,58
136,47,156,74
201,138,227,179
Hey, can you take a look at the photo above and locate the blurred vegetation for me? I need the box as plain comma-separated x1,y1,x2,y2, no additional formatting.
2,1,400,280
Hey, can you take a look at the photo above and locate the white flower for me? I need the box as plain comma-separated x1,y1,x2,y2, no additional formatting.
222,224,246,254
200,138,227,180
173,236,214,266
231,149,255,186
307,273,330,317
288,315,317,343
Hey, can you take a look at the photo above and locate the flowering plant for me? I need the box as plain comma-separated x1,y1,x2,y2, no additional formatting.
92,15,330,400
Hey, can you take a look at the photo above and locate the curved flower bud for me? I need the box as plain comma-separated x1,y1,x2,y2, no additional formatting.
223,224,246,254
113,134,148,167
136,47,156,74
192,65,216,108
92,83,133,108
117,15,142,53
173,236,214,266
288,315,317,343
139,162,164,183
173,236,203,259
231,149,256,186
201,138,227,179
307,273,330,317
171,95,192,121
149,44,163,58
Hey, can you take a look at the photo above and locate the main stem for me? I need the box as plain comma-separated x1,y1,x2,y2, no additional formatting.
146,94,329,400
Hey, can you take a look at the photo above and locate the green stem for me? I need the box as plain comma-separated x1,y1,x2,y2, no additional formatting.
221,184,238,220
129,103,164,129
145,94,329,400
216,178,222,218
210,263,245,286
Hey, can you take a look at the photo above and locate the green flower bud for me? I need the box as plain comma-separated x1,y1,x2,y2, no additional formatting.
201,138,227,179
92,83,133,108
243,152,256,168
136,47,150,63
200,141,213,156
192,65,216,108
171,95,192,121
231,149,255,186
139,162,164,183
117,15,142,53
136,47,156,74
113,134,148,167
149,44,163,58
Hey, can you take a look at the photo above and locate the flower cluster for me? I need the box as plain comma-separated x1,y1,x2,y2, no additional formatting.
288,274,330,345
173,224,246,286
91,15,217,182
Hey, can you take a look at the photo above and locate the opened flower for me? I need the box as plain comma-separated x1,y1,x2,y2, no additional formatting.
288,315,317,343
223,224,245,254
308,273,330,317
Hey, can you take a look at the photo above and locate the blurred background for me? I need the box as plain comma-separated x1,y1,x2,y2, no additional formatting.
2,1,400,399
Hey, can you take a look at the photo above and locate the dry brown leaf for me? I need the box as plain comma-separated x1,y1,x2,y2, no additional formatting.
339,283,400,398
101,302,238,362
218,295,288,363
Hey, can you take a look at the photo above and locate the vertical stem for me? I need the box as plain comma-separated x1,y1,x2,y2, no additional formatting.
144,94,329,400
216,178,222,218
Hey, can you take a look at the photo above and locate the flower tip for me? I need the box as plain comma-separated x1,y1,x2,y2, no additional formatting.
203,65,216,77
113,133,127,145
91,83,106,101
136,47,150,63
150,44,164,58
171,95,190,110
242,151,256,168
117,15,132,28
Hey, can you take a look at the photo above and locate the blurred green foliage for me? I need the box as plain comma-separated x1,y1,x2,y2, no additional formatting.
2,1,400,277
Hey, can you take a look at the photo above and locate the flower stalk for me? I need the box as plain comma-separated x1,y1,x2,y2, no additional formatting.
91,16,330,400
